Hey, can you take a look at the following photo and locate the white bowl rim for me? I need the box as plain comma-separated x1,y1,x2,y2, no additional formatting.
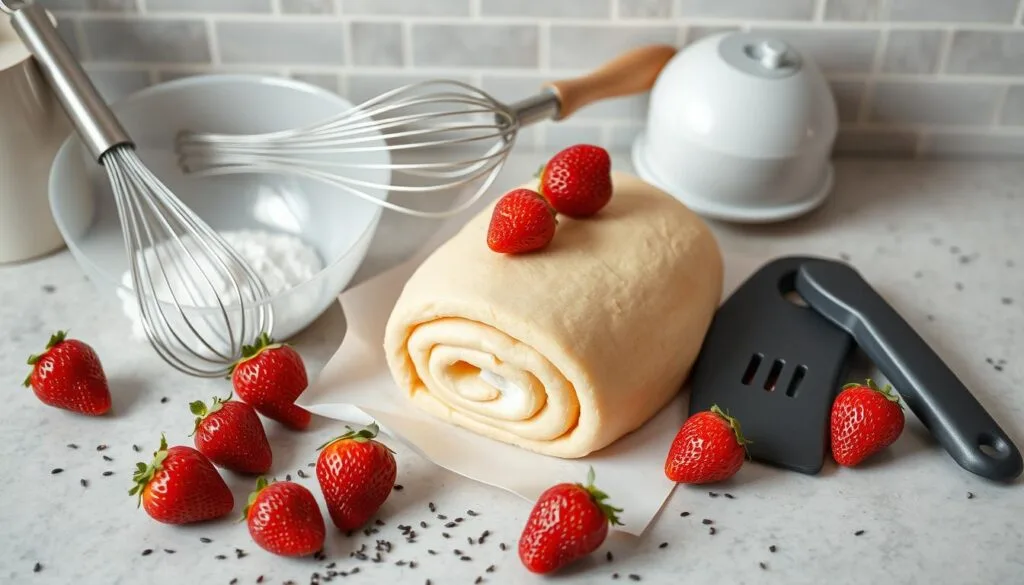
49,72,389,311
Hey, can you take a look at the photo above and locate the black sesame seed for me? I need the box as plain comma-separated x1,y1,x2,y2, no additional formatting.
200,537,213,543
759,562,767,570
307,462,316,468
1003,298,1014,305
132,444,141,452
231,579,238,585
395,561,406,566
454,549,463,555
486,565,495,573
474,577,483,584
142,549,153,556
96,444,108,451
102,471,114,477
102,455,113,462
628,575,641,581
455,517,464,523
460,556,472,562
375,519,385,526
297,470,308,478
257,576,264,583
702,519,713,525
161,397,169,404
769,545,777,553
410,561,417,569
427,549,437,555
680,511,690,517
499,542,507,551
437,514,448,520
658,542,668,549
854,530,865,536
709,527,717,535
425,580,431,585
43,285,56,294
350,568,360,575
420,521,428,529
724,493,735,499
968,492,975,499
428,502,436,512
80,478,88,487
468,537,475,545
326,563,336,569
467,510,478,516
394,485,404,491
708,491,718,498
235,548,247,558
612,573,619,580
606,551,613,562
442,533,450,539
215,555,227,560
164,549,176,554
445,522,457,528
286,474,292,481
67,443,78,449
51,468,63,475
34,562,42,573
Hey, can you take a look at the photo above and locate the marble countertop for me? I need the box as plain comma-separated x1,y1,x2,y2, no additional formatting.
2,152,1023,585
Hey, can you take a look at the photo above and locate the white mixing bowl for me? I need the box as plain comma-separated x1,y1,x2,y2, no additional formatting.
633,32,838,223
48,74,390,342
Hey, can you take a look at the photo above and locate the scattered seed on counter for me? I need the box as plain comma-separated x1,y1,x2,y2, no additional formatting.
460,556,472,562
759,562,768,570
442,532,451,539
307,463,316,468
102,471,114,477
350,567,360,575
679,512,690,517
854,530,865,536
235,548,247,559
950,246,961,254
230,579,238,585
628,574,641,581
612,573,619,580
427,549,437,555
955,282,964,291
425,580,431,585
467,510,479,517
420,521,428,529
455,517,464,523
132,444,141,452
51,468,63,475
474,577,483,584
286,474,292,481
486,565,495,573
428,502,436,513
702,519,713,525
297,470,308,479
445,522,457,528
769,545,777,553
102,455,113,462
395,560,406,567
437,514,448,520
42,284,56,294
606,551,613,562
80,479,88,487
454,549,463,556
1003,297,1014,305
142,549,153,556
968,492,975,499
215,555,227,560
161,397,169,404
468,537,475,545
256,576,264,583
658,542,668,549
165,549,176,554
709,527,717,535
375,519,386,526
200,537,213,543
67,443,78,450
326,563,336,569
724,493,735,500
708,491,718,498
394,485,404,491
33,563,42,573
96,444,108,451
410,561,417,569
499,542,507,551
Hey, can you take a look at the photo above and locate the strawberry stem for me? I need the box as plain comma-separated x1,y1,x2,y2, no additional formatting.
129,434,170,507
227,332,284,378
578,466,624,527
316,421,392,453
843,378,903,409
188,392,232,436
23,330,69,387
241,476,271,521
710,404,753,448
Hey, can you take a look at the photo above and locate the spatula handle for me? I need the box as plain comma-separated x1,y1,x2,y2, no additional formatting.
795,259,1023,482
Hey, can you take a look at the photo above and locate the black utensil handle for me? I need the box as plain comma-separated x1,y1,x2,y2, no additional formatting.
795,259,1023,482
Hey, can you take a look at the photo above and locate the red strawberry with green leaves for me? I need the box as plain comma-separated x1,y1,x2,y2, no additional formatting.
231,332,312,430
315,422,397,532
130,434,234,524
486,188,557,254
664,405,749,484
245,477,326,557
518,467,623,574
830,378,905,466
539,144,613,218
190,393,272,475
24,330,111,416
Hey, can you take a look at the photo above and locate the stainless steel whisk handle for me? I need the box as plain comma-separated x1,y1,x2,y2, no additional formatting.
7,1,132,159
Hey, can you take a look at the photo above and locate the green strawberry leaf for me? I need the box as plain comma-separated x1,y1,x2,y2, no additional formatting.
710,404,753,448
241,476,271,522
579,466,624,527
316,421,392,452
129,434,169,507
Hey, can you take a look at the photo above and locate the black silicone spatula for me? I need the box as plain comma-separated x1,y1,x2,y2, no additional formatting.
688,256,855,475
795,259,1023,482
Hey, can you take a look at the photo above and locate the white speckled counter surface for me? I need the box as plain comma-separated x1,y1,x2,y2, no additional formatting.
1,152,1022,585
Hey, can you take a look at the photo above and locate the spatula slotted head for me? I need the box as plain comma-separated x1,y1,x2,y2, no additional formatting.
687,256,855,475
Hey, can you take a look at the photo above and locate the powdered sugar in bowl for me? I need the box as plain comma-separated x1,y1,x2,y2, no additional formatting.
48,75,389,345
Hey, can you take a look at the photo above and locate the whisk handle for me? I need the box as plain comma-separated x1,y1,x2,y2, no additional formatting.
9,2,132,160
544,44,677,120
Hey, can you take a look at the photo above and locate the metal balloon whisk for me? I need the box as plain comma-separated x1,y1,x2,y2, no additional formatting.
175,45,679,218
4,0,272,377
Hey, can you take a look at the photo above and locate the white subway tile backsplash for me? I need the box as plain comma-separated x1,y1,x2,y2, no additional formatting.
280,0,336,13
748,28,880,74
84,68,152,103
920,132,1024,159
341,0,469,16
998,86,1024,125
55,17,83,58
147,0,271,12
676,0,816,20
481,0,611,18
82,18,210,63
618,0,673,19
829,81,865,124
823,0,885,21
345,73,474,104
947,31,1024,76
870,82,1003,125
607,123,644,150
549,25,677,70
351,22,404,67
882,30,943,74
217,21,346,65
888,0,1018,23
290,72,342,93
544,122,605,151
37,0,136,11
833,129,919,158
412,24,539,68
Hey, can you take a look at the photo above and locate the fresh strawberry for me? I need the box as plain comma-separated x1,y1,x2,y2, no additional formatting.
23,330,111,416
231,332,312,430
664,404,749,484
190,393,272,475
830,378,905,466
130,434,234,524
518,467,622,574
486,188,557,254
315,422,397,532
539,144,613,218
245,477,326,557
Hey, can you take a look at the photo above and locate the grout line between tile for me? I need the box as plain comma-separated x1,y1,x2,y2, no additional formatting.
539,20,550,71
1015,0,1024,26
470,0,481,18
71,17,92,61
342,19,353,68
205,16,220,65
269,0,281,15
856,26,889,124
401,20,413,67
136,0,147,14
813,0,826,22
610,0,620,20
991,85,1011,126
935,28,955,75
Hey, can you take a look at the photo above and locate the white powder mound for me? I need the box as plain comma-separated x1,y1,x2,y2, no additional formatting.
117,229,324,341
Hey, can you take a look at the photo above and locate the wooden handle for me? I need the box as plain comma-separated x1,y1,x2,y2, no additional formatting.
544,44,677,120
